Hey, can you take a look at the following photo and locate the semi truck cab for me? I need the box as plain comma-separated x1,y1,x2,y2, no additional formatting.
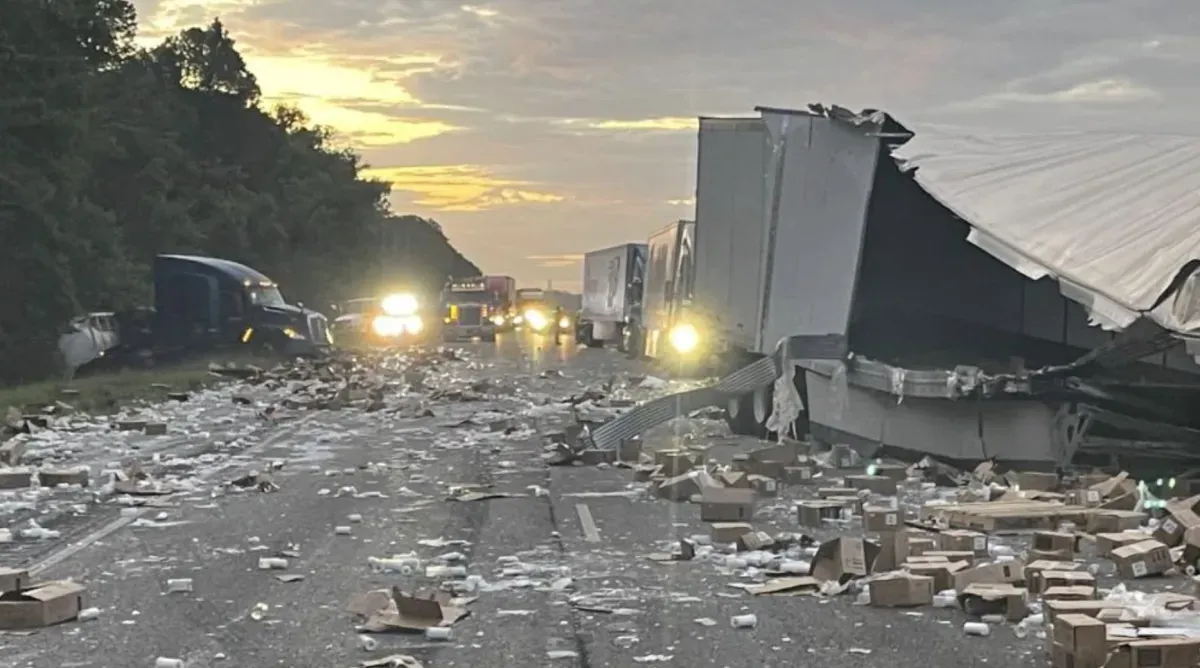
442,278,498,342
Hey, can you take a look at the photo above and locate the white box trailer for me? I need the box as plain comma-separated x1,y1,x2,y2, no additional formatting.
578,243,648,349
642,220,695,359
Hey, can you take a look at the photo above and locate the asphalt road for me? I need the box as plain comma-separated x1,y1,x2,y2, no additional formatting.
1,333,1049,667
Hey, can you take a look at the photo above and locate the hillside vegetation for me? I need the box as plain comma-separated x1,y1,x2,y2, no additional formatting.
0,1,480,384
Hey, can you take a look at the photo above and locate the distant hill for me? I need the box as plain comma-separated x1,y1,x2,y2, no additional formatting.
372,215,481,295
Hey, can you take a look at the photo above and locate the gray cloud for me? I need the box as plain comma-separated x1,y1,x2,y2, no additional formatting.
135,0,1200,290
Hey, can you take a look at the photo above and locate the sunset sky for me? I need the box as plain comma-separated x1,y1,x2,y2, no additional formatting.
131,0,1196,292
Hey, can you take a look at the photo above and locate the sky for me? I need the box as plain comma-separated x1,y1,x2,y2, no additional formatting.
130,0,1200,293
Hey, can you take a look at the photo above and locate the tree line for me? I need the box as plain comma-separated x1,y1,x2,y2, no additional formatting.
0,0,479,383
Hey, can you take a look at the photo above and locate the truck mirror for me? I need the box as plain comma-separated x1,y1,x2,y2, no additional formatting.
297,301,305,308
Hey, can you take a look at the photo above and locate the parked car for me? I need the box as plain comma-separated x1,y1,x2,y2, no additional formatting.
58,312,119,378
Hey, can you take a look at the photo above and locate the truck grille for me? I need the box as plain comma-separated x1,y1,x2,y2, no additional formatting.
457,306,483,326
308,314,329,343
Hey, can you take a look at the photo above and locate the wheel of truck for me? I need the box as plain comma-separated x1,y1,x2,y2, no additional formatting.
724,391,767,438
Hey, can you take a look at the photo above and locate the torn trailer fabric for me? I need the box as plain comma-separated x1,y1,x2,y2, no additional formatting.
889,125,1200,334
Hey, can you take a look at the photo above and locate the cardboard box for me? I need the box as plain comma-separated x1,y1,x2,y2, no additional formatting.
1033,531,1077,558
1096,530,1152,557
717,470,750,488
862,505,900,532
1009,471,1060,492
1043,600,1131,624
0,469,32,490
1066,488,1103,507
872,463,909,482
811,537,880,584
958,583,1028,621
924,550,976,566
0,581,87,629
633,464,661,482
1111,539,1172,579
782,466,817,485
1154,498,1200,546
816,487,850,499
655,473,703,501
654,450,696,477
730,454,751,472
952,559,1025,593
873,530,909,571
869,572,933,607
1041,570,1096,593
796,500,848,527
710,522,753,544
905,560,968,592
737,531,775,552
1043,585,1097,601
699,488,756,522
938,529,987,556
747,474,778,497
1025,560,1080,594
1087,510,1147,534
908,536,938,556
0,440,23,467
1105,638,1200,668
1053,613,1107,663
0,568,30,594
845,475,897,496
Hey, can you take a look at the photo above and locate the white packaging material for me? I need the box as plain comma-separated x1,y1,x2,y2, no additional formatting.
731,614,757,629
963,622,990,637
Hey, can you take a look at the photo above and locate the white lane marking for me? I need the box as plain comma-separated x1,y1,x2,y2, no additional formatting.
576,503,601,542
30,413,322,577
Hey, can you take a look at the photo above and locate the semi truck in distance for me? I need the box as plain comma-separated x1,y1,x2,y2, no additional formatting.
441,277,500,341
576,243,647,351
484,275,518,329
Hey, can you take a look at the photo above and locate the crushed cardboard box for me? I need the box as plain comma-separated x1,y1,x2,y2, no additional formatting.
0,569,88,630
346,587,469,633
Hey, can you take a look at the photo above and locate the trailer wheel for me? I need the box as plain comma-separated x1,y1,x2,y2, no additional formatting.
724,391,768,439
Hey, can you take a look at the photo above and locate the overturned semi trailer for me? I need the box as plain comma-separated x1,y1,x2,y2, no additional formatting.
591,103,1200,471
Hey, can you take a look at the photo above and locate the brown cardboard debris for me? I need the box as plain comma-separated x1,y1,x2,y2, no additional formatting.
348,587,469,633
633,464,660,482
817,486,851,499
862,505,900,532
869,571,933,607
1096,530,1152,558
718,470,749,488
1025,560,1081,595
1087,510,1147,534
710,522,753,544
1091,472,1136,501
937,529,987,556
655,473,704,502
0,568,30,594
39,468,89,488
1007,471,1060,492
922,499,1094,532
952,559,1025,592
904,559,968,592
0,469,32,490
1042,585,1096,601
1153,498,1200,547
811,537,881,584
737,531,775,552
1107,639,1200,668
907,536,938,556
699,488,756,522
796,500,848,527
957,582,1028,621
1065,488,1103,507
653,449,696,477
973,461,998,484
747,474,778,497
1110,539,1172,579
873,530,909,571
844,475,897,496
782,466,817,485
0,580,88,629
746,577,820,596
1040,570,1096,594
1052,613,1107,664
143,422,168,436
1032,530,1077,559
1043,600,1131,624
923,550,976,566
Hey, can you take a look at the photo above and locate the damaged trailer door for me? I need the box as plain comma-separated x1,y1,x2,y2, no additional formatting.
590,104,1200,470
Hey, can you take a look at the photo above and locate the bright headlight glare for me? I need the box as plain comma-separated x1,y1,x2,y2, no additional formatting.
402,315,423,334
491,315,505,326
372,315,405,337
558,317,570,329
669,323,699,353
381,293,418,316
525,309,548,331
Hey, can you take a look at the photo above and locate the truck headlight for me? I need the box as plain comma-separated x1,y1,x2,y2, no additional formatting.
381,293,418,316
402,315,423,334
525,309,548,331
372,315,405,337
558,316,571,329
282,327,304,340
491,315,505,326
668,323,699,353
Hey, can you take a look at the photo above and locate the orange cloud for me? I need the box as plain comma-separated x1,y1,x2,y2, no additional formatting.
526,253,584,268
364,165,565,212
559,117,698,132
